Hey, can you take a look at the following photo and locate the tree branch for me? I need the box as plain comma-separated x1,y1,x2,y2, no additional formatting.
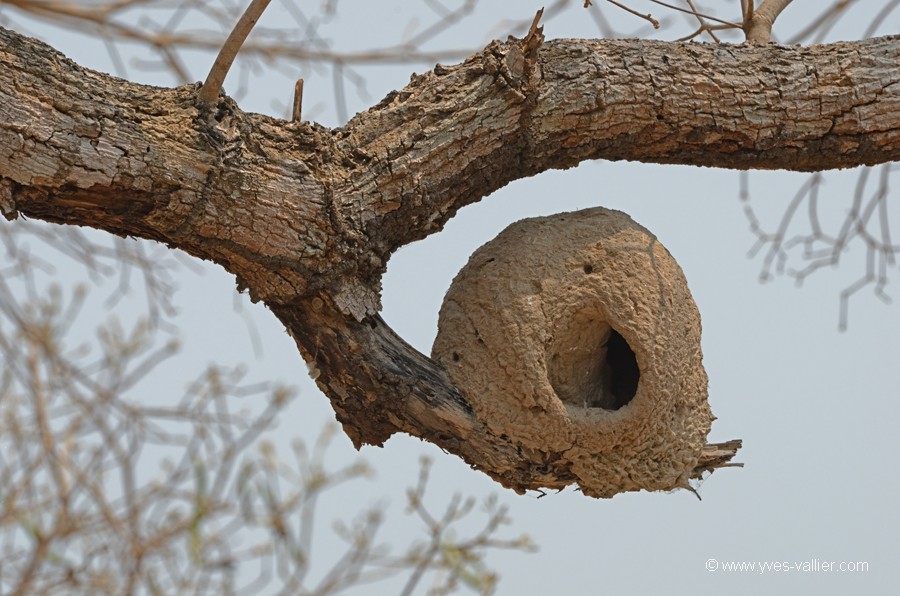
1,25,896,493
199,0,272,104
745,0,794,42
335,34,900,257
648,0,741,30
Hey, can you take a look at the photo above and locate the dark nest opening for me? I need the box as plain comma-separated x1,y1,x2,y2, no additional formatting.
548,317,640,411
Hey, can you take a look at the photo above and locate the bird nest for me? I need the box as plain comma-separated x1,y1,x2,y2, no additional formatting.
432,207,725,498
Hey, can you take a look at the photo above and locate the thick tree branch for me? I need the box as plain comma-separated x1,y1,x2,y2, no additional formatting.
335,34,900,256
0,25,893,492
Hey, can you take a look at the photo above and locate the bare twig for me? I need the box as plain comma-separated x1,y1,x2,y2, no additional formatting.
0,208,535,592
526,7,545,44
863,0,900,38
742,165,900,331
605,0,660,29
693,440,744,479
684,0,721,42
786,0,854,43
649,0,741,29
292,78,304,122
199,0,272,104
675,23,735,42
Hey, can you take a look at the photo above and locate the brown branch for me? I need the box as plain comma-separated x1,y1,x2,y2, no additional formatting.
649,0,741,29
605,0,660,29
693,440,744,478
526,7,545,44
7,27,900,494
745,0,794,42
786,0,855,44
2,0,478,71
741,0,754,23
683,0,721,42
675,23,735,43
199,0,273,104
863,0,900,39
292,78,304,122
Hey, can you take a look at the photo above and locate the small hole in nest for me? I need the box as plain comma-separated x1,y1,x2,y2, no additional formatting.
583,263,593,274
452,352,460,362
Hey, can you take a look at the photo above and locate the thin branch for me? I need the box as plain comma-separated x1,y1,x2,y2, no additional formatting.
292,79,304,122
526,7,545,44
786,0,853,44
684,0,721,42
675,22,735,42
741,0,754,27
742,162,900,332
649,0,741,29
745,0,793,42
756,0,794,24
605,0,660,29
863,0,900,38
199,0,272,105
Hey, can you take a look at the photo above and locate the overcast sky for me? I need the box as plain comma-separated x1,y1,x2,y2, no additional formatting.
3,1,899,594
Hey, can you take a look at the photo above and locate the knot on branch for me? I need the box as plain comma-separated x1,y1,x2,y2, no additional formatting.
483,9,545,98
432,208,737,498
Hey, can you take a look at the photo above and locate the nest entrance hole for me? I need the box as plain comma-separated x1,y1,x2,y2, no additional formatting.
604,329,639,409
549,318,640,411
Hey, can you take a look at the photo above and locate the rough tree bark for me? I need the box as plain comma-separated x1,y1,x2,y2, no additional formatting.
2,24,899,494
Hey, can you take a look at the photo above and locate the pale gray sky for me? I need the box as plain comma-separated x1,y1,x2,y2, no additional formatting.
4,1,898,594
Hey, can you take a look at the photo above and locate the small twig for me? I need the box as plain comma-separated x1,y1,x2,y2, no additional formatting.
786,0,851,44
523,7,545,56
649,0,741,29
675,23,734,42
292,79,304,122
692,440,744,479
526,7,545,42
605,0,660,29
863,0,900,38
199,0,272,105
684,0,721,42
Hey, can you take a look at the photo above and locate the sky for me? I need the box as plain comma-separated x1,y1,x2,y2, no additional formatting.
2,1,899,594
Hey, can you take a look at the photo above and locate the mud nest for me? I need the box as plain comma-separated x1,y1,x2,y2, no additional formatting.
432,207,714,498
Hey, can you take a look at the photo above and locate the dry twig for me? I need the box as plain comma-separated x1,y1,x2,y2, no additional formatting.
199,0,272,104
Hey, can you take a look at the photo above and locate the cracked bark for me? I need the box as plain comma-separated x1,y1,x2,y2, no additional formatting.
2,25,900,493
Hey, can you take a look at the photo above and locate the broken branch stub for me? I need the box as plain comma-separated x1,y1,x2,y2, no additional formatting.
432,207,732,498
